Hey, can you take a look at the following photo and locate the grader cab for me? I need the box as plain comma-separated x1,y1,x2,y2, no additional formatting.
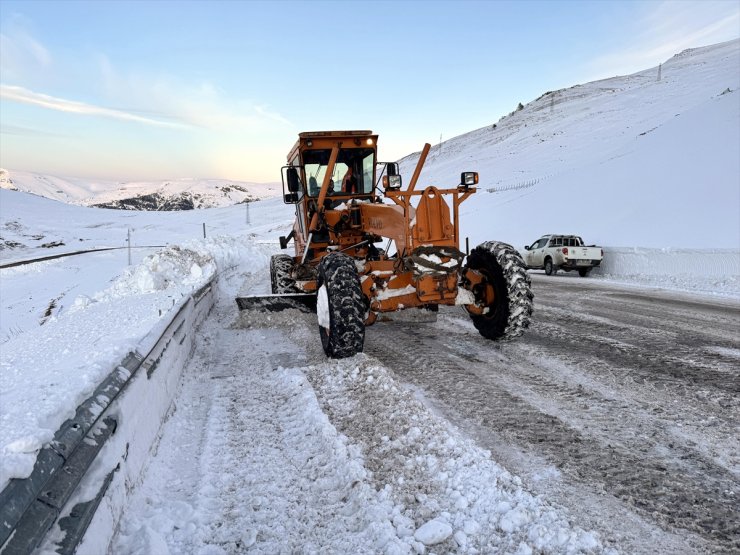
237,130,533,358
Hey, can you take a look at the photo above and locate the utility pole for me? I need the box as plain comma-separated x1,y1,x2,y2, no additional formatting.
127,228,132,265
246,201,251,225
657,63,662,82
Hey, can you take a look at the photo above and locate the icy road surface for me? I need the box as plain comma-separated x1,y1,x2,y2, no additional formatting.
113,269,739,554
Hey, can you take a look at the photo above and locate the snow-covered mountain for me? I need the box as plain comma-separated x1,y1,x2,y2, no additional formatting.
399,39,740,249
0,168,282,210
1,40,737,245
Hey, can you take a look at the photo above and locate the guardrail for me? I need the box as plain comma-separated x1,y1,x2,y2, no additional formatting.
0,279,216,554
0,246,166,270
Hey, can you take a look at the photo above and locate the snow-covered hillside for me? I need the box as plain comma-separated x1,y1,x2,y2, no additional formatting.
398,39,740,250
0,168,281,209
3,42,738,242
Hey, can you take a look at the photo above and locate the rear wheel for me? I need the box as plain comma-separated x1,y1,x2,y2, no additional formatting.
578,267,591,277
270,254,299,294
317,253,365,358
465,241,533,340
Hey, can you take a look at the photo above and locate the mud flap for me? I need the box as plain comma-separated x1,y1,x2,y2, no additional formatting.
235,294,317,313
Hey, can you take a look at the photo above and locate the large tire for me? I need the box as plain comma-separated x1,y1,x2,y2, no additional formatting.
464,241,534,340
270,254,299,294
578,268,591,277
316,253,365,358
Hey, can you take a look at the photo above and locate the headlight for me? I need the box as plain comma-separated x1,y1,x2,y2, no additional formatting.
383,175,403,190
459,172,478,190
461,172,478,187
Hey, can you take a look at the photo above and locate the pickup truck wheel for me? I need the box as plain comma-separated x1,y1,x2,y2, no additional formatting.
578,268,591,277
316,253,365,358
544,258,554,276
465,241,534,340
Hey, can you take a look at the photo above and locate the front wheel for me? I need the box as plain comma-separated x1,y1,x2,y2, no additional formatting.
270,254,299,294
317,253,365,358
544,258,555,275
464,241,533,341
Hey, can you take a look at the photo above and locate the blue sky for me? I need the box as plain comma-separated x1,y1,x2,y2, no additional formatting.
1,0,738,182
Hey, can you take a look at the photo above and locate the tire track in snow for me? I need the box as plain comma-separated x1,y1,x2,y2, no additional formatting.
361,281,738,554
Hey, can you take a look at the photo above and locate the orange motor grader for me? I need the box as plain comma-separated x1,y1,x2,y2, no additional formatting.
237,130,533,358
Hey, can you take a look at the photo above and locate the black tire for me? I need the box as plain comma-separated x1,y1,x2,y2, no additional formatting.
270,254,299,294
578,267,591,277
316,253,365,358
464,241,534,341
544,258,554,276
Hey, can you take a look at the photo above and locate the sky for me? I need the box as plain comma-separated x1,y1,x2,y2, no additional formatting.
0,0,738,183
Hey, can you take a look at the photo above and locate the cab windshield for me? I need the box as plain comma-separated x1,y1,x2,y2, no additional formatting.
303,148,375,197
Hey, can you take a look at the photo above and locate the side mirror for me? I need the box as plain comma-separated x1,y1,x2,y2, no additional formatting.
286,167,301,193
387,162,399,176
284,192,299,204
524,245,530,250
383,175,402,190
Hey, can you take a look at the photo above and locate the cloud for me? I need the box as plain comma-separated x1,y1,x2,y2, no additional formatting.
585,1,740,79
0,15,51,83
96,55,292,132
0,84,189,129
0,123,66,138
254,104,291,126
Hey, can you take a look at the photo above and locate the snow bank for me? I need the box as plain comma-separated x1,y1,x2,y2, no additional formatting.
0,235,263,491
595,247,740,296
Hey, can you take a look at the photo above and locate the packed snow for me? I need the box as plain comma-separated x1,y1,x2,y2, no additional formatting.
0,39,738,553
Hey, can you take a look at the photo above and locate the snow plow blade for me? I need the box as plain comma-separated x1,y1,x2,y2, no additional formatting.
235,293,317,313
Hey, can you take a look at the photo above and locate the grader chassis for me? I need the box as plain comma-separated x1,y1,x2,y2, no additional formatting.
237,130,533,358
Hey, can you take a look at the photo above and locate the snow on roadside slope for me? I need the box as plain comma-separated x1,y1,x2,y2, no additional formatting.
0,236,266,491
594,247,739,297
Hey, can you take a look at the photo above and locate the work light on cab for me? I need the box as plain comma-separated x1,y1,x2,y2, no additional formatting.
460,172,478,190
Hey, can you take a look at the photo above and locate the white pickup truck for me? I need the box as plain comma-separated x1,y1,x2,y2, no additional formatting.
523,234,603,277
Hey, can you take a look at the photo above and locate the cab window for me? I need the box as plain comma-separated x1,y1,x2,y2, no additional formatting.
303,148,375,197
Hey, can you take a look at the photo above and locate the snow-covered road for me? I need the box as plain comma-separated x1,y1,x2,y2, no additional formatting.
366,274,740,554
109,264,602,554
109,262,739,554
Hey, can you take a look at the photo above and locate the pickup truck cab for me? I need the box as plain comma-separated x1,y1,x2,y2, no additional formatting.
524,234,603,277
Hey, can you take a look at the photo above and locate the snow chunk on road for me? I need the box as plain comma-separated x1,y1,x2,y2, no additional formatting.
414,518,453,545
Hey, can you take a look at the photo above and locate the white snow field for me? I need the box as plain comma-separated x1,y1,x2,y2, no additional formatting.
0,39,738,553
